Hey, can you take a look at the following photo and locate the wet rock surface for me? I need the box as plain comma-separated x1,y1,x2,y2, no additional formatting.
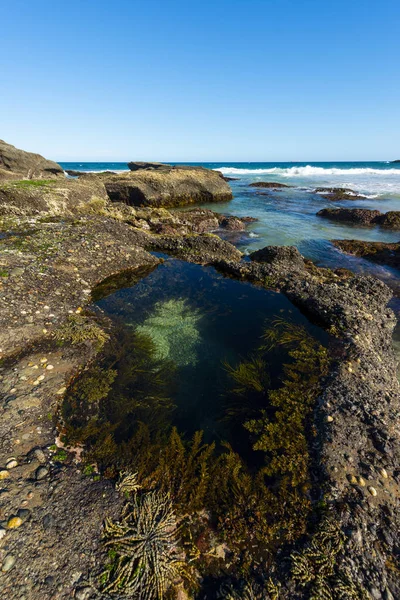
332,239,400,269
318,207,400,229
249,181,291,188
317,207,382,225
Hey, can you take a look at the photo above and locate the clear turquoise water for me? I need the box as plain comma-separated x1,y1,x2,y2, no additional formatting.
60,160,400,280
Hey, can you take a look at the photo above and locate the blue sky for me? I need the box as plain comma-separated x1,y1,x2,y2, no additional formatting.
1,0,399,161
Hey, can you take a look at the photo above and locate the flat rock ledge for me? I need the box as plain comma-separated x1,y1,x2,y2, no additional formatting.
0,213,399,599
332,239,400,270
318,207,400,229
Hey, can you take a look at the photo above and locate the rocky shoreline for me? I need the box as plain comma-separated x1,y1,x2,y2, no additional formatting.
0,141,399,600
317,207,400,229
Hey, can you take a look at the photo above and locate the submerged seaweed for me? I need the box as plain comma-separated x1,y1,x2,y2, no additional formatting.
135,298,203,366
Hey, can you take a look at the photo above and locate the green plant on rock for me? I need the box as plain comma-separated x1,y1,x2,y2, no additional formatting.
291,517,367,600
116,472,142,496
219,577,281,600
101,489,191,599
10,179,56,188
54,314,109,349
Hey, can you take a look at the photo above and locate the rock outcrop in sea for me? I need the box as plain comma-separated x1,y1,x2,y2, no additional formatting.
314,187,367,201
332,239,400,269
317,207,400,229
79,165,233,208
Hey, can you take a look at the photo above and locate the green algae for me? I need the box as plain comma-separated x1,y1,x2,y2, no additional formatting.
6,179,56,189
54,314,109,348
135,298,203,366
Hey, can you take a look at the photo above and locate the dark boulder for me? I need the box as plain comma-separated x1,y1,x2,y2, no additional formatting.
173,208,220,233
390,159,400,163
0,139,64,179
219,216,246,231
249,245,305,270
314,187,367,201
378,211,400,229
148,232,242,264
318,208,400,229
127,161,170,171
317,208,381,225
249,181,291,189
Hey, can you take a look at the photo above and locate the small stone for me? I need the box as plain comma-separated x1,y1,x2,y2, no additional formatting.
35,466,49,480
17,509,31,522
44,306,50,310
33,380,40,386
40,358,48,363
0,527,6,540
46,364,54,370
380,468,388,479
42,329,48,334
358,476,366,487
0,470,10,480
75,587,92,600
7,516,23,529
368,486,377,496
6,459,18,469
56,387,67,395
1,554,16,572
326,415,334,423
42,514,54,530
347,474,358,485
37,374,45,381
33,448,46,464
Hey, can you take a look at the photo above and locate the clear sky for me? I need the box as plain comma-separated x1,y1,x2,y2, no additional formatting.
1,0,399,162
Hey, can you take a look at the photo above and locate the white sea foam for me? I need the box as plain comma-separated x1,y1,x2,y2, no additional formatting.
215,166,400,177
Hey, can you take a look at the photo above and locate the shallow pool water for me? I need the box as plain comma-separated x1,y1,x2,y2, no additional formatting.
93,258,329,452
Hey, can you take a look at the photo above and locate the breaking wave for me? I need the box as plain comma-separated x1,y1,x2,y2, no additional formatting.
215,166,400,177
